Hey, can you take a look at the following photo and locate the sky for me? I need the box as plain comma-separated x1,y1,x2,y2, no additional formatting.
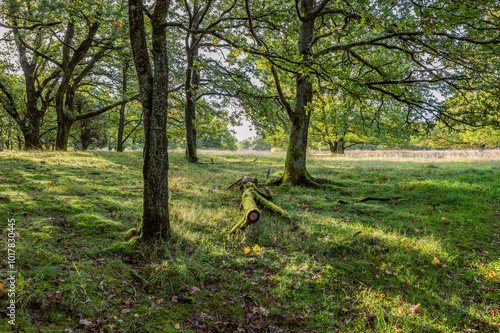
229,119,255,141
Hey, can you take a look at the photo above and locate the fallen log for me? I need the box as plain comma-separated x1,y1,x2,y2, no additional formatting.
230,181,290,233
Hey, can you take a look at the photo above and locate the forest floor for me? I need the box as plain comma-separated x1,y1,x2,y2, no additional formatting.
0,150,499,332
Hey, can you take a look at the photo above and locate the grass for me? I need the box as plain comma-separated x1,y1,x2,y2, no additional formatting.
0,150,499,332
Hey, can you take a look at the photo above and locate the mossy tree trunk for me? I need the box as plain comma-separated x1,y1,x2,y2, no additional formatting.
129,0,171,241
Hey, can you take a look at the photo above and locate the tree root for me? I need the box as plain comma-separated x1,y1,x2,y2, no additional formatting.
337,197,403,204
266,172,349,194
358,197,402,203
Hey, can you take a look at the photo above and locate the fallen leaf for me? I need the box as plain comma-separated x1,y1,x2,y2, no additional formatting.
485,270,496,280
188,286,200,295
408,303,421,316
79,319,93,327
431,257,440,266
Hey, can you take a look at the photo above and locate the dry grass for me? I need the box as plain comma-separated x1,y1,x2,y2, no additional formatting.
190,149,500,162
335,149,500,162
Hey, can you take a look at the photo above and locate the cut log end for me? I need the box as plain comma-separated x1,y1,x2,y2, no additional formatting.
230,178,290,233
246,209,260,224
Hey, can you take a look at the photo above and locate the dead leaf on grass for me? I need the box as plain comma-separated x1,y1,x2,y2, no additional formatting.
408,303,421,316
79,319,93,327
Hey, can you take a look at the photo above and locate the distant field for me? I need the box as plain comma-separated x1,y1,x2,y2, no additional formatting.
189,148,500,162
0,150,499,332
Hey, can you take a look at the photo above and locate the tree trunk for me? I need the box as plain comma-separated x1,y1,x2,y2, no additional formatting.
336,138,345,154
117,60,129,153
17,134,23,150
117,103,126,152
282,111,311,184
81,127,91,151
24,130,42,150
280,1,315,185
184,38,200,163
327,140,337,154
129,0,171,241
55,118,73,151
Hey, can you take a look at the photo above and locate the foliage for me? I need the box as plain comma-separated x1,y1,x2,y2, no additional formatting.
237,137,272,151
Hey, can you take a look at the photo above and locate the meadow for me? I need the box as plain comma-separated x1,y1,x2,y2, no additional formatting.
0,150,499,332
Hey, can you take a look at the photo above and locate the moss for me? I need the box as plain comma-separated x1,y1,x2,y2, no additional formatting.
231,182,290,233
255,194,290,220
106,237,139,256
70,213,125,236
123,227,139,240
292,148,303,160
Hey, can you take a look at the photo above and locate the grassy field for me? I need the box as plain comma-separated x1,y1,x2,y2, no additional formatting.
0,150,499,332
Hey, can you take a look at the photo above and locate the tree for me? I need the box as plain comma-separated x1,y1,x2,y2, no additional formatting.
128,0,171,241
233,0,500,185
310,93,412,154
54,2,136,150
0,0,62,150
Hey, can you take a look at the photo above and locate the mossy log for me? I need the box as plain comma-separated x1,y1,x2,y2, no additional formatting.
230,181,290,233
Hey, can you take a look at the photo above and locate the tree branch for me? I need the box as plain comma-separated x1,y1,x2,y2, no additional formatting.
75,94,139,121
0,21,62,30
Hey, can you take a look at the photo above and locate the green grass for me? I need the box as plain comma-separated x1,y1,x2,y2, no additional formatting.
0,150,499,332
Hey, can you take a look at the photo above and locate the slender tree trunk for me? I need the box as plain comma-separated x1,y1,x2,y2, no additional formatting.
17,134,22,150
280,0,315,185
184,43,200,163
117,60,129,152
117,105,126,152
129,0,170,241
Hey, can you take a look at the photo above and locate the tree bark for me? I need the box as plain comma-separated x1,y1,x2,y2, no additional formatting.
129,0,171,241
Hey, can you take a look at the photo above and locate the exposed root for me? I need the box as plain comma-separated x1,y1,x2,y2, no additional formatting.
337,197,403,204
358,197,402,203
